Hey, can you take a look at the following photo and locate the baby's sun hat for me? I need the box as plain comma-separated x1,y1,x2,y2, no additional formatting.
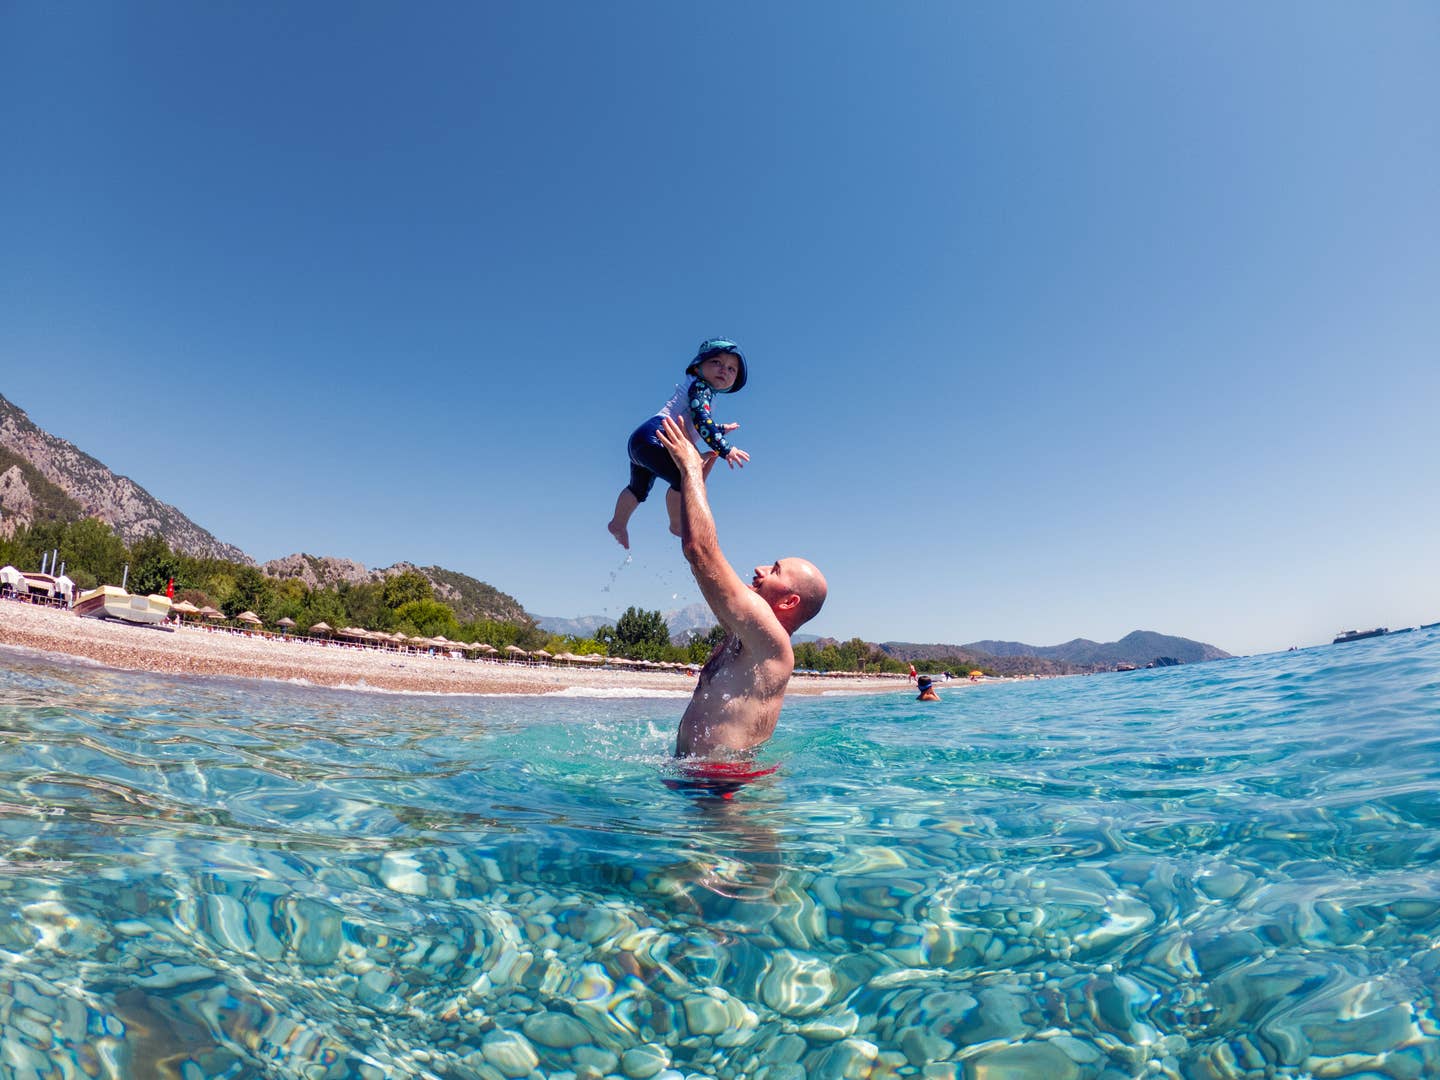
686,338,748,394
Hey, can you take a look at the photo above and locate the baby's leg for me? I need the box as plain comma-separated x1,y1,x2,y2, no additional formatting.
666,488,683,537
608,488,639,549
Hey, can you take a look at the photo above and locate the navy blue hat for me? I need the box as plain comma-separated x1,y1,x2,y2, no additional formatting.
686,338,748,394
917,676,935,690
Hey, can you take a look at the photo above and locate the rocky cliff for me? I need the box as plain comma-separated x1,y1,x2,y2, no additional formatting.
0,393,252,562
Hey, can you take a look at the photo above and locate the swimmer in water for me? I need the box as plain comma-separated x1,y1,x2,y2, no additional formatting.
653,414,827,762
916,675,941,701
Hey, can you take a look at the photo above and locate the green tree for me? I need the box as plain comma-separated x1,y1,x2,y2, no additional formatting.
339,581,393,631
395,598,461,639
59,518,128,589
224,565,270,617
383,570,434,609
128,534,182,597
302,591,347,633
686,624,727,664
599,606,671,660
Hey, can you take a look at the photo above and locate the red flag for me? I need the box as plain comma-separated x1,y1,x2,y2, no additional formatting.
166,577,174,598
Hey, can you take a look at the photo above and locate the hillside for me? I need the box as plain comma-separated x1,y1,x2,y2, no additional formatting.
959,631,1229,665
0,447,88,537
0,393,251,562
879,630,1231,673
262,554,530,625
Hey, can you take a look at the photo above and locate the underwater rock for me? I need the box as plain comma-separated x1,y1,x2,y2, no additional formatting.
759,950,839,1017
522,1010,591,1049
481,1028,540,1077
620,1042,670,1078
967,1040,1082,1080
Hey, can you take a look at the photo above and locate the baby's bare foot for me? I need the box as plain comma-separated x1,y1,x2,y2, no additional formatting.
608,520,630,549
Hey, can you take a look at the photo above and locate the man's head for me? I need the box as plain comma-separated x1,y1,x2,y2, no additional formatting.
752,558,827,633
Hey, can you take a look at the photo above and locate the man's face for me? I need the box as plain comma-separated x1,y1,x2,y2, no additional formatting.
752,559,797,609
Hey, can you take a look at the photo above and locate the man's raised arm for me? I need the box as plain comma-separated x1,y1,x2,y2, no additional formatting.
654,417,786,651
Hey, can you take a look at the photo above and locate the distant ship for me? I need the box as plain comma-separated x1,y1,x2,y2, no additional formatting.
1332,628,1388,644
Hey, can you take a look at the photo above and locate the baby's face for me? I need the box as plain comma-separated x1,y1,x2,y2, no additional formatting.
698,352,740,391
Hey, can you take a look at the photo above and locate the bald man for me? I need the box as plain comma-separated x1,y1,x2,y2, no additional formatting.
655,415,828,760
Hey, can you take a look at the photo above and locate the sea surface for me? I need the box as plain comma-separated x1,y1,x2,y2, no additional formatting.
1,630,1438,1080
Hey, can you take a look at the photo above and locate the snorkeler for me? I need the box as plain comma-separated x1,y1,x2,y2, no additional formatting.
652,414,827,762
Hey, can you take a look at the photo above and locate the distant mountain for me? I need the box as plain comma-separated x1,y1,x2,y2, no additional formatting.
535,601,719,642
0,392,251,562
535,613,618,638
879,630,1230,673
961,631,1229,666
262,554,530,624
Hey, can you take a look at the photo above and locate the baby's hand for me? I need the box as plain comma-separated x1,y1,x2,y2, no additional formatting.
723,447,750,469
720,422,740,433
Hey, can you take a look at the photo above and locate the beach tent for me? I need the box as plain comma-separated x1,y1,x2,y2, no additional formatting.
0,566,28,595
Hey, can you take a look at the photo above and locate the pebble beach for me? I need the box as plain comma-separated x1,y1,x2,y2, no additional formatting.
0,600,901,697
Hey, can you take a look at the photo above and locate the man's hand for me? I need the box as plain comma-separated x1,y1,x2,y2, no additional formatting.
657,416,704,477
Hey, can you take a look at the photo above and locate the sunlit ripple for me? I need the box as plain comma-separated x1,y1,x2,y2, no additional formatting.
1,630,1438,1077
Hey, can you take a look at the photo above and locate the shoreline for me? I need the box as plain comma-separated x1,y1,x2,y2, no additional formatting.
0,600,907,698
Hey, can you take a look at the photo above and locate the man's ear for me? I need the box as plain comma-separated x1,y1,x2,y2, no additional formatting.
777,592,801,612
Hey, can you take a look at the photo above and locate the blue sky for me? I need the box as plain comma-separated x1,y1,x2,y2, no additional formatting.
3,3,1436,656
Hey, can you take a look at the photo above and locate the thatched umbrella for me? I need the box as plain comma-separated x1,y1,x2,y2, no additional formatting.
276,617,296,634
202,606,225,622
172,600,201,620
236,611,262,626
308,621,333,636
504,645,528,660
531,649,552,662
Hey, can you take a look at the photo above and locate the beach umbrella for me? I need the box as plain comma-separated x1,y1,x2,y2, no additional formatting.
504,645,528,659
172,600,201,618
236,611,262,625
202,607,225,621
309,621,333,635
969,670,984,677
531,649,552,661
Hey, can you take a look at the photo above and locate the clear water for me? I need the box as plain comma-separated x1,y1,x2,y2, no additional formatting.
1,630,1439,1080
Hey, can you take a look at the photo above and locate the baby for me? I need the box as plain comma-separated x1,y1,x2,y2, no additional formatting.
608,338,751,549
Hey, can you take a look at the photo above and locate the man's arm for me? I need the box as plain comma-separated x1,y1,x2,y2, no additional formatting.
655,417,787,654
